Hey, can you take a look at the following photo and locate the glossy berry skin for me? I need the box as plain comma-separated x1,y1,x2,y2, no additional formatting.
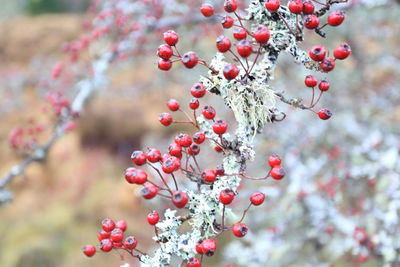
304,75,318,87
309,45,327,62
304,15,319,29
268,154,281,167
172,191,189,208
334,43,351,60
115,220,127,231
163,30,179,46
265,0,280,12
189,98,200,110
188,144,200,156
83,245,96,257
201,239,217,256
110,228,124,242
318,108,332,120
141,184,158,199
193,132,206,144
288,0,303,14
167,99,180,111
237,40,253,58
233,27,247,40
221,15,234,29
202,106,216,119
131,150,147,165
318,80,330,91
102,218,115,232
232,222,248,237
250,192,265,206
216,36,231,53
161,155,180,173
223,63,239,80
125,168,147,184
146,148,162,163
202,169,217,183
270,166,286,180
320,58,335,72
253,25,270,43
157,44,173,60
213,120,228,135
302,1,315,14
175,133,192,147
147,211,160,225
200,3,214,17
219,189,235,205
98,230,110,241
328,10,345,27
158,59,172,71
216,164,225,176
159,112,173,126
187,257,202,267
224,0,238,13
100,239,113,252
168,143,182,158
123,236,138,250
191,83,206,98
181,51,199,69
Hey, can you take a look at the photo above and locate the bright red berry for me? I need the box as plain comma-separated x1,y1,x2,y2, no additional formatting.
158,59,172,71
123,236,138,250
169,143,182,158
304,15,319,29
193,132,206,144
175,133,192,147
268,154,281,167
253,25,270,43
233,27,247,40
131,150,147,165
288,0,303,14
216,36,232,53
318,108,332,120
219,189,235,205
309,45,326,61
304,75,318,87
100,239,113,252
202,106,216,119
302,1,315,14
236,40,252,58
98,230,110,241
157,44,173,60
147,211,160,225
265,0,280,12
110,228,124,242
188,144,200,156
141,184,158,199
320,57,335,72
159,112,173,126
189,98,200,110
200,3,214,17
113,242,122,248
334,43,351,60
163,30,179,46
214,145,223,152
181,51,199,69
196,240,204,254
83,245,96,257
224,0,238,13
201,239,217,256
270,166,286,180
318,80,330,91
223,63,239,80
125,168,147,184
328,10,345,27
213,120,228,135
172,191,189,208
102,218,115,232
202,169,217,183
250,192,265,205
161,155,180,173
232,222,248,237
187,257,202,267
221,15,234,29
167,99,180,111
190,83,207,98
115,220,127,231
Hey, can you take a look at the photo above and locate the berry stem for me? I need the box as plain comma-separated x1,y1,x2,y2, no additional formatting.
239,203,253,223
147,162,173,193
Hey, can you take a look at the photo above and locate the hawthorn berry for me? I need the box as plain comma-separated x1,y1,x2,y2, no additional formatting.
196,240,205,254
169,143,183,158
288,0,303,14
216,36,232,53
100,239,113,252
233,27,247,40
223,63,239,80
224,0,238,13
265,0,280,12
200,3,214,17
309,45,326,61
304,15,319,29
167,99,180,111
131,150,147,165
158,59,172,71
213,120,228,135
202,106,216,119
125,168,147,184
102,218,115,232
123,236,138,250
236,40,252,58
304,75,318,87
201,239,217,256
302,1,315,14
115,220,127,231
172,191,189,208
253,25,270,43
214,145,223,152
318,108,332,120
270,166,286,180
113,242,122,248
221,15,234,29
318,80,330,91
188,144,200,156
250,192,265,206
157,44,173,60
192,132,206,144
328,10,345,27
83,245,96,257
175,133,192,147
202,169,217,183
320,57,335,72
189,98,200,110
232,222,248,237
187,257,202,267
110,228,124,242
147,211,160,225
141,184,158,199
219,189,235,205
98,230,110,241
334,43,351,60
268,154,281,167
146,148,162,162
159,112,173,126
163,30,179,46
216,164,225,176
190,83,206,98
162,155,180,173
181,51,199,69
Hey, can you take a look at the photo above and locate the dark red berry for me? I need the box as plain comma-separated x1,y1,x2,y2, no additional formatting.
159,112,173,126
232,222,248,237
233,27,247,40
318,80,330,91
202,106,216,119
191,83,207,98
169,143,183,158
158,59,172,71
131,150,147,165
167,99,180,111
187,257,202,267
224,0,238,13
147,211,160,225
213,120,228,135
141,184,158,199
268,154,281,167
320,57,335,72
219,189,235,205
200,3,214,17
102,218,115,232
100,239,113,252
182,51,199,69
216,36,232,53
216,164,225,176
193,132,206,144
221,15,234,29
328,10,345,27
309,45,326,62
172,191,189,208
188,144,200,156
236,40,252,58
304,75,318,87
304,15,319,29
83,245,96,257
189,98,200,110
202,169,217,183
223,63,239,80
146,148,162,162
253,25,270,43
175,133,192,147
265,0,280,12
333,43,351,60
302,1,315,14
250,192,265,205
123,236,138,250
270,166,286,180
115,220,127,231
163,30,179,46
318,108,332,120
201,239,217,256
157,44,173,60
288,0,303,14
110,228,124,242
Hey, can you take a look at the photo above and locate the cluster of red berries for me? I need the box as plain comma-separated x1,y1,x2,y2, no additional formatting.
309,43,351,73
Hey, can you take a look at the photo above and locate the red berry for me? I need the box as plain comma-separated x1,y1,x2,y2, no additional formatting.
265,0,280,12
102,218,115,232
202,169,217,183
253,25,270,43
181,51,199,69
304,15,319,29
115,220,127,231
216,36,232,53
125,168,147,184
189,98,200,110
146,148,162,162
190,83,207,98
318,108,332,120
216,164,225,176
223,63,239,80
318,80,330,91
200,3,214,17
193,132,206,144
123,236,138,250
268,154,281,167
158,59,172,71
159,112,173,126
175,133,192,147
214,145,223,152
221,15,234,29
187,257,202,267
201,239,217,256
113,242,122,248
110,228,124,242
100,239,113,252
302,1,315,14
161,155,180,173
147,211,160,225
233,27,247,40
288,0,303,14
196,240,204,254
232,222,248,237
202,106,216,119
213,120,228,135
98,230,110,241
188,144,200,156
83,245,96,257
304,75,318,87
169,143,182,158
167,99,180,111
163,30,179,46
157,44,173,60
250,192,265,206
320,57,335,72
270,166,286,180
219,189,235,205
328,10,345,27
172,191,189,208
224,0,238,13
131,150,147,165
236,40,252,58
333,43,351,60
309,45,326,62
141,184,158,199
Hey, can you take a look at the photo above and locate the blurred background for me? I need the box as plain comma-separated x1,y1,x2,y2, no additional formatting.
0,0,399,267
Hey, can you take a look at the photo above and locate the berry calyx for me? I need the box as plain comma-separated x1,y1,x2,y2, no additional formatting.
304,15,319,29
102,218,115,232
131,150,147,165
157,44,173,60
187,257,202,267
253,25,270,43
147,211,160,225
141,184,158,199
190,83,206,98
189,98,200,110
309,45,327,62
224,0,238,13
167,99,180,111
213,120,228,135
172,191,189,208
163,30,179,46
334,43,351,60
192,132,206,144
320,57,335,72
223,63,239,80
202,169,217,183
232,222,248,237
159,112,173,126
216,36,232,53
288,0,303,14
236,40,253,58
181,51,199,69
233,27,247,40
219,189,235,205
100,239,113,252
201,239,217,256
200,3,214,17
268,154,281,167
123,236,138,250
83,245,96,257
187,144,200,156
318,80,330,91
250,192,265,206
158,59,172,71
202,106,216,119
270,166,286,180
318,108,332,120
328,10,345,27
304,75,318,87
265,0,280,12
221,15,234,29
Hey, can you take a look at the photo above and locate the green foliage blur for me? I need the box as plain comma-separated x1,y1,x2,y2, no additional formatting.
25,0,89,15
